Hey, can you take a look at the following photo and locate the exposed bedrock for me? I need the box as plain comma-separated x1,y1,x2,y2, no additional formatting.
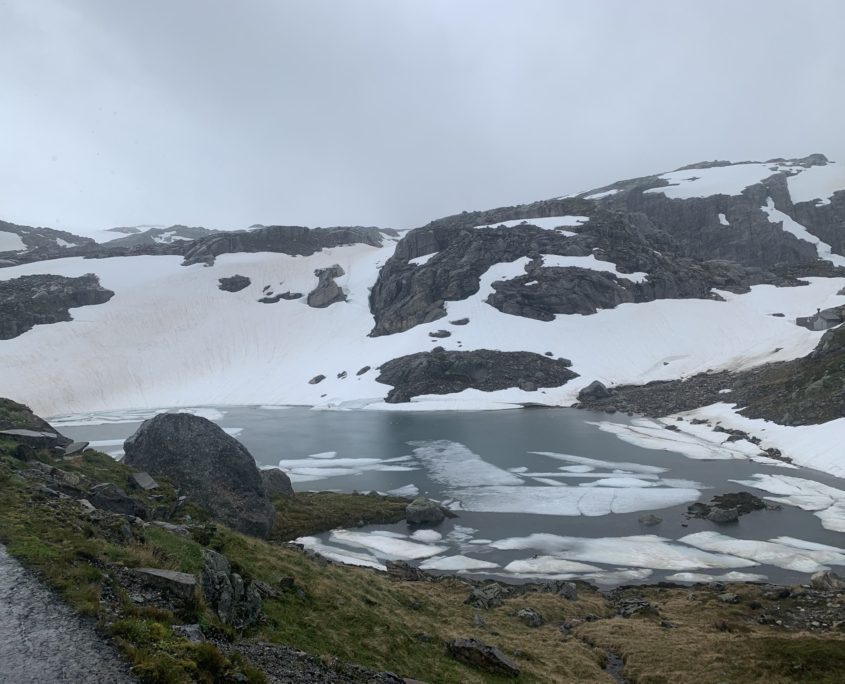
376,348,577,403
182,225,383,266
0,273,114,340
123,413,276,538
368,193,809,333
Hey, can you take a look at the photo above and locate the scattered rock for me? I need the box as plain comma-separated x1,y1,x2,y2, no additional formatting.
516,607,544,627
446,638,520,677
123,412,276,537
88,482,149,519
260,467,294,497
617,597,657,617
217,275,251,292
405,497,445,525
309,374,326,385
465,583,508,610
356,366,371,375
450,318,469,325
428,330,451,338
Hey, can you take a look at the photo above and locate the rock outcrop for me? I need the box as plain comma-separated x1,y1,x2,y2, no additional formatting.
182,225,383,266
0,274,114,340
0,398,71,448
123,413,276,537
201,549,263,629
376,348,577,403
306,264,346,308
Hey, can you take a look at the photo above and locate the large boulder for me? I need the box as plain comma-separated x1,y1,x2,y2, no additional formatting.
405,497,445,525
123,413,275,537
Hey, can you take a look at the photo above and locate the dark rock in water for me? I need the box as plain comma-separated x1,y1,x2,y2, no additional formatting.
134,567,197,602
309,374,326,385
516,607,544,627
810,570,845,591
182,225,383,266
710,491,767,515
123,412,275,537
465,583,509,609
201,549,263,629
88,482,149,519
578,380,612,401
405,497,445,525
376,349,577,403
63,441,89,456
261,467,294,497
129,471,159,491
0,273,114,339
706,507,739,523
217,274,251,292
638,514,663,526
307,264,346,308
446,638,520,677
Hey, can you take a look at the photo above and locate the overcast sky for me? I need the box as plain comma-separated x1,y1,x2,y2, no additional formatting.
2,1,843,233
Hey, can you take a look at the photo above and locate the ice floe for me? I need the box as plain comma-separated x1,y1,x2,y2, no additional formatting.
409,440,523,486
503,557,602,574
276,454,417,483
329,530,447,560
419,555,499,571
679,532,845,573
491,534,757,571
730,474,845,533
529,451,666,474
665,571,768,583
410,530,443,543
295,537,386,571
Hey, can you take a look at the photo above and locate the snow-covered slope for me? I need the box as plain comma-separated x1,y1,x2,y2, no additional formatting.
1,154,844,476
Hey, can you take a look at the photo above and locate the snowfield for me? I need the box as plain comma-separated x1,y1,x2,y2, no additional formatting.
0,230,26,252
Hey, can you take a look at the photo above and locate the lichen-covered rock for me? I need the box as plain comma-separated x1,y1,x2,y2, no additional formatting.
123,413,275,537
201,549,263,629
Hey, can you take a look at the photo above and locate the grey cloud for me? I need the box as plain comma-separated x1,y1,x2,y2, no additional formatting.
1,0,843,233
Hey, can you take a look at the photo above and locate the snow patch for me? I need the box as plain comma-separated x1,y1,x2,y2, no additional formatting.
408,252,437,266
474,216,588,233
539,254,648,283
0,231,26,251
761,197,845,267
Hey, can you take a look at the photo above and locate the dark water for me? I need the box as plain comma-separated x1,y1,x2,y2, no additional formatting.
57,406,845,586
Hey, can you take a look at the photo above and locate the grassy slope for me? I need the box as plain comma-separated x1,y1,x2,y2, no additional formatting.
1,443,843,683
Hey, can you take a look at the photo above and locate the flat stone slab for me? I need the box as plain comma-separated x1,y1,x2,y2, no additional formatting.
64,441,89,456
134,568,197,601
130,471,159,490
0,429,57,439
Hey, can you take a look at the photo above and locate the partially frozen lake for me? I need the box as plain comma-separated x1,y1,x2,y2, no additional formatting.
55,406,845,587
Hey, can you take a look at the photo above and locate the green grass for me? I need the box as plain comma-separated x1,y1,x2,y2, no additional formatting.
268,491,409,541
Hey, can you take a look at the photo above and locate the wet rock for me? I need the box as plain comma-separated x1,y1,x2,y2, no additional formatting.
88,483,149,519
638,513,663,526
123,412,275,537
446,638,520,677
217,274,251,292
134,568,197,602
405,497,445,525
516,607,544,627
706,507,739,523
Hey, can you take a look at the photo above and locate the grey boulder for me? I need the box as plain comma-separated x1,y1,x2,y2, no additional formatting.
261,468,294,497
123,412,275,538
405,497,445,525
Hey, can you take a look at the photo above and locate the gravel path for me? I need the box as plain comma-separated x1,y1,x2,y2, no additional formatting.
0,545,137,683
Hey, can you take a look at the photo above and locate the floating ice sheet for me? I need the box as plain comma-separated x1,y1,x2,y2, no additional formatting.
329,530,447,560
419,555,499,571
409,440,523,486
665,571,768,583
